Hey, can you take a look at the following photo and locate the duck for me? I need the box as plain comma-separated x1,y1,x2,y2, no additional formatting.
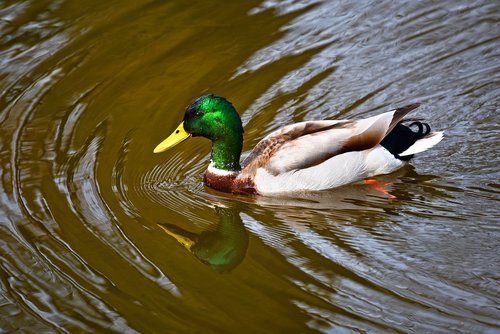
153,95,443,195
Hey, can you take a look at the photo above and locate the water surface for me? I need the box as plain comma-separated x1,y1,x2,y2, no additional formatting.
0,0,499,332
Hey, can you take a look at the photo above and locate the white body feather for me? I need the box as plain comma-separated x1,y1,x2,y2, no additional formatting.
253,145,404,194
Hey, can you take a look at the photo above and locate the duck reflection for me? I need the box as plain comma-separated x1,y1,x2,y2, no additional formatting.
158,206,248,273
155,166,441,273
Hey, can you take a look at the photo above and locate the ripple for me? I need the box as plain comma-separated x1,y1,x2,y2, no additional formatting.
112,130,140,219
138,150,211,224
1,0,499,332
56,122,180,295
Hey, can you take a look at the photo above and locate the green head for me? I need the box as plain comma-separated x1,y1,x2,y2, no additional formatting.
154,95,244,171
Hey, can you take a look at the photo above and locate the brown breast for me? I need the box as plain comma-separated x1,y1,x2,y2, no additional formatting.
203,170,257,195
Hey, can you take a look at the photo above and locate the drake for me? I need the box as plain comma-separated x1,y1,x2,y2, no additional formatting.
153,95,443,195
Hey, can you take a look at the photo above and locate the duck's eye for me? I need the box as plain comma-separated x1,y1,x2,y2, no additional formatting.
194,111,204,118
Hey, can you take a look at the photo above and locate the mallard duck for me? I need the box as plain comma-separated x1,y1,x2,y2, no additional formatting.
153,95,443,195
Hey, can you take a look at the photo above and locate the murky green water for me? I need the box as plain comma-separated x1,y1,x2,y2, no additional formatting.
1,0,499,332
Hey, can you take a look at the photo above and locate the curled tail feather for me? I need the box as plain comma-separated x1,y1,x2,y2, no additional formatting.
380,121,443,160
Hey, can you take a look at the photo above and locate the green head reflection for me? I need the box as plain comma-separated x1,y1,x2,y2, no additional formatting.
158,206,248,273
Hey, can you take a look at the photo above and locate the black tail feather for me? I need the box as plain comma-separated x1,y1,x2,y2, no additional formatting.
380,121,431,161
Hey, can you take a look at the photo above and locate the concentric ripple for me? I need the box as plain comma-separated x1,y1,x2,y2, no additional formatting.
0,0,499,333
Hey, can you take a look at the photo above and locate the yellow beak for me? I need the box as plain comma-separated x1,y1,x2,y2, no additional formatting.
153,122,191,153
158,224,195,251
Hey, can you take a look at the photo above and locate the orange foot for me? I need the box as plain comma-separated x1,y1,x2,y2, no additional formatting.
364,179,396,200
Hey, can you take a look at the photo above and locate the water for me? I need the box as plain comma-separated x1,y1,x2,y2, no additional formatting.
1,0,499,332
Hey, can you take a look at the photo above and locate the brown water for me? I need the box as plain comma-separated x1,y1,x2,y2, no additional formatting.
1,0,499,333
